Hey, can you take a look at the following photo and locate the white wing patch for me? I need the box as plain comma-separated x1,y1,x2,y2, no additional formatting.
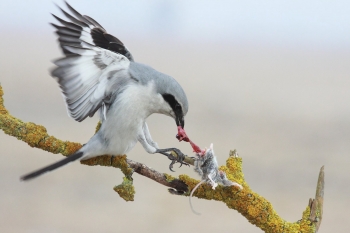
52,44,130,122
51,2,135,122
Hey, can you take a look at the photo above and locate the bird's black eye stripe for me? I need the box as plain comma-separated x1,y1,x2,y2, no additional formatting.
162,94,184,128
162,94,181,112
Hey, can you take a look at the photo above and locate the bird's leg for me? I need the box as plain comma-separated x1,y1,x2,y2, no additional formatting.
156,148,189,172
142,123,159,149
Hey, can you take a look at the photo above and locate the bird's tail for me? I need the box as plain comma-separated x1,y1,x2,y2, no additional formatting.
20,151,84,181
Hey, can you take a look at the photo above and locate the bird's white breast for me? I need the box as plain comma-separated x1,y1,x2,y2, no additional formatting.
97,81,164,155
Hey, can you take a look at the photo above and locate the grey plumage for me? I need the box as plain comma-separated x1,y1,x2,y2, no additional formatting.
21,1,189,181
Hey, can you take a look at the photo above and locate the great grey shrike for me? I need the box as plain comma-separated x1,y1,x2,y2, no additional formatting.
21,2,195,181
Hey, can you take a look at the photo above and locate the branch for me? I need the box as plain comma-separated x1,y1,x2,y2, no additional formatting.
308,166,324,232
0,84,323,233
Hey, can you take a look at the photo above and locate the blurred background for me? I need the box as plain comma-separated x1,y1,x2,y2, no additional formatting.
1,0,349,232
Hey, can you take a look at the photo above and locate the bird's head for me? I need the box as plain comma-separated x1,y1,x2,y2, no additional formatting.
154,74,189,142
160,83,190,142
161,93,202,153
159,86,202,153
162,93,186,129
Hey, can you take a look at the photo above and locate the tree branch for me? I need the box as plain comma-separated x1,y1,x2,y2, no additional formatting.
0,84,324,233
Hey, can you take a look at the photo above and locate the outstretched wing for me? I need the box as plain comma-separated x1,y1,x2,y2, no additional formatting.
52,1,134,61
51,2,134,122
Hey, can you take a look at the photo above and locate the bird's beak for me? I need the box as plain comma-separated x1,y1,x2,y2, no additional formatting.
175,111,184,128
175,111,188,142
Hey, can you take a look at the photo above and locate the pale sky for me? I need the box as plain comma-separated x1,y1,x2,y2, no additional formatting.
1,0,350,49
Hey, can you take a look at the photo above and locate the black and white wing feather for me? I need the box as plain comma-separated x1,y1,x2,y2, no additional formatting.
51,2,134,122
52,1,134,61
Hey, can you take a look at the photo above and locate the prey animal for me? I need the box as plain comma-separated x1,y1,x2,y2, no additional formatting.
190,144,243,215
21,2,191,181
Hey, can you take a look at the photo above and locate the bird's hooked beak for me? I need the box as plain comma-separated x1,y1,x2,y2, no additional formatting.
175,111,185,129
173,108,203,154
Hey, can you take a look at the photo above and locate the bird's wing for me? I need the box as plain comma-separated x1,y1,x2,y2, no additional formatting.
52,1,134,61
52,42,131,122
51,2,136,122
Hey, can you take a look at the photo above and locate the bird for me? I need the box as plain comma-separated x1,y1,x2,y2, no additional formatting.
21,1,191,181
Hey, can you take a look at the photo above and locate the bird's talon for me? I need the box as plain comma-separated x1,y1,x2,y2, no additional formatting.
169,160,176,172
168,149,189,171
156,148,188,172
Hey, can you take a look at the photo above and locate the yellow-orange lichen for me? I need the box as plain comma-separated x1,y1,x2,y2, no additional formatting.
82,155,135,201
81,155,132,177
0,84,320,232
0,86,82,157
164,173,176,182
95,121,101,133
178,155,316,233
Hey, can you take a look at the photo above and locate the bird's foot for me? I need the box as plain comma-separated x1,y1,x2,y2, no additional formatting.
168,188,185,195
156,148,189,172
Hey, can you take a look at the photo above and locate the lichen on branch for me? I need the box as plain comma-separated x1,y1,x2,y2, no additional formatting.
0,86,81,156
0,84,323,232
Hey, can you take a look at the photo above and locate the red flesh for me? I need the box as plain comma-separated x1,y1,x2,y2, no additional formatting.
177,126,204,155
176,126,189,142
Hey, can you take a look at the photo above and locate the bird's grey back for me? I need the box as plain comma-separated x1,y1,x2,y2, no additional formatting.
129,62,189,115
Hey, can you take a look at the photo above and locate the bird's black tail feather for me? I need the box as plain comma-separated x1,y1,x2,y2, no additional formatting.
21,151,84,181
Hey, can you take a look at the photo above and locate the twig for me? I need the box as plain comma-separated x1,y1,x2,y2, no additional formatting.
81,155,188,193
309,166,324,232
